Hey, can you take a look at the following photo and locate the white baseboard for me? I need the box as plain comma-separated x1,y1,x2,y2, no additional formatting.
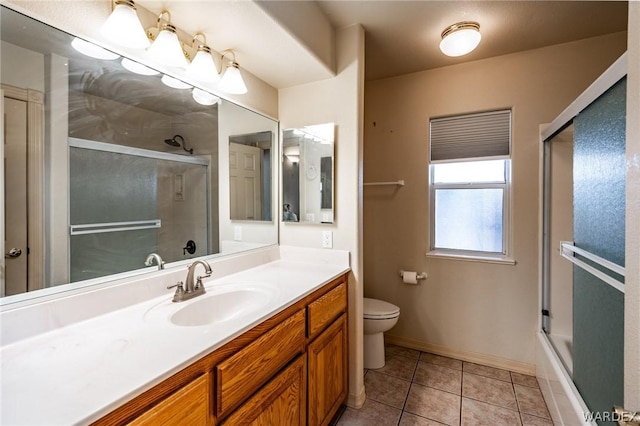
385,334,536,376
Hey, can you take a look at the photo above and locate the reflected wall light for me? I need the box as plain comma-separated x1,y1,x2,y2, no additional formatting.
439,21,481,57
121,58,159,75
192,88,220,106
186,33,219,83
71,37,120,60
101,0,150,49
217,50,248,95
161,74,192,89
146,10,189,68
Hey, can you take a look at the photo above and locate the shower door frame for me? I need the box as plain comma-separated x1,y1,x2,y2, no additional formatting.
68,137,212,276
539,52,634,423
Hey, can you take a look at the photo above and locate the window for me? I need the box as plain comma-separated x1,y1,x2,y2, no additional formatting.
429,110,512,261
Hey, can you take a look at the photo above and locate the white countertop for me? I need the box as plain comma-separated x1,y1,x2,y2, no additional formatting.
0,247,350,425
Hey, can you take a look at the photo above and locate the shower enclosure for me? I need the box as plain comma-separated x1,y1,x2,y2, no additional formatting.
69,138,210,283
540,55,627,425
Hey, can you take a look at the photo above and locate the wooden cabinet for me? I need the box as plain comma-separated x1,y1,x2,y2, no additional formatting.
128,374,211,426
308,314,348,426
221,356,307,426
216,310,306,417
96,273,348,426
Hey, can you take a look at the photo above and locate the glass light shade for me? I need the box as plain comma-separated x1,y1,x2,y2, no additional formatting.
71,38,119,60
192,88,220,106
218,63,247,94
186,49,219,83
161,74,192,89
439,26,481,57
121,58,159,75
147,26,189,68
101,1,150,49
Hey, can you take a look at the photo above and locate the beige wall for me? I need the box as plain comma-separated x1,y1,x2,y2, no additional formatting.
279,24,366,408
363,31,627,369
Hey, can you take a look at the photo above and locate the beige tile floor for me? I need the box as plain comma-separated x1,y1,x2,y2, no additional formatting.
335,344,553,426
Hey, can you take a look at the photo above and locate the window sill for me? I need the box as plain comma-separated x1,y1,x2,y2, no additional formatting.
426,250,516,265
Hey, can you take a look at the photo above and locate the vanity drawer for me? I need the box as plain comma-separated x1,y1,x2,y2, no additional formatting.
307,281,347,338
128,373,210,426
215,310,306,417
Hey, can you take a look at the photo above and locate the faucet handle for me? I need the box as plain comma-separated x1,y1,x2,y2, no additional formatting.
195,274,211,289
167,281,184,294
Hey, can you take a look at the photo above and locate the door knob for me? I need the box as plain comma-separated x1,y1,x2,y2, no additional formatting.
5,248,22,259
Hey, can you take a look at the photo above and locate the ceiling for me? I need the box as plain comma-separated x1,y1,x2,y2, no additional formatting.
131,1,628,88
316,0,629,81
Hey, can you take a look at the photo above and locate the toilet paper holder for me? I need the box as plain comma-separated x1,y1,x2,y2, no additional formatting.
399,270,428,280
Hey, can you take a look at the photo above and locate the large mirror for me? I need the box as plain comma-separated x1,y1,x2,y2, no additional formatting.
282,124,335,224
0,5,278,302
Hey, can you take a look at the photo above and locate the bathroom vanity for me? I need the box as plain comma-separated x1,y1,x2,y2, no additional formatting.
0,247,350,425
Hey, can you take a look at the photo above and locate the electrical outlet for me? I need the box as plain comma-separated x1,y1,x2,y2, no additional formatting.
322,231,333,248
234,226,242,241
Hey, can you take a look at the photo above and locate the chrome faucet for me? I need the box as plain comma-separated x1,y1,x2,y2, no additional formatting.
144,253,165,270
167,260,212,302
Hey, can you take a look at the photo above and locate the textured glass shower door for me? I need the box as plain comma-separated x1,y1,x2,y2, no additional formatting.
69,139,210,282
571,77,626,425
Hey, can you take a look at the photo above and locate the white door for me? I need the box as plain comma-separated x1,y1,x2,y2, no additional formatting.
229,143,262,220
3,96,28,295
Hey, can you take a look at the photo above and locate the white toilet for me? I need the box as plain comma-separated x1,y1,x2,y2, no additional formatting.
363,297,400,369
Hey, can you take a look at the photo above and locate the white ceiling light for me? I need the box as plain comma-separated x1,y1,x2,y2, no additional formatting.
121,58,159,75
192,88,220,106
101,0,150,49
186,33,219,83
161,74,192,89
71,38,120,60
218,50,248,95
439,21,481,57
147,10,189,68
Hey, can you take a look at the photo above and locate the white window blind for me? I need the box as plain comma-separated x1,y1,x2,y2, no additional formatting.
430,110,511,161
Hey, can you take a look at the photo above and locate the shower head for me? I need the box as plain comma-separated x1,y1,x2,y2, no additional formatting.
163,135,193,154
164,136,181,147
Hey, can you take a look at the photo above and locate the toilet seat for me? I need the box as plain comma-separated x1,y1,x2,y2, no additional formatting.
363,297,400,320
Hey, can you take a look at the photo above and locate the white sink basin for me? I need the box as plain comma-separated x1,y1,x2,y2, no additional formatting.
169,285,274,327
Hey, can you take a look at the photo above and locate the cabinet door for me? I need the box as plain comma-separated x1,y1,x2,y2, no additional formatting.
221,356,306,426
128,373,211,425
308,313,348,426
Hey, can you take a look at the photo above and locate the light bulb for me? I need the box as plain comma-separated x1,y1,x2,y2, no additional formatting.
101,0,150,49
147,24,189,68
439,22,481,57
218,62,247,95
186,48,219,83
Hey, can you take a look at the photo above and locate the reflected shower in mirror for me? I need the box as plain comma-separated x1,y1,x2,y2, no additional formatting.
0,5,278,302
282,123,335,224
229,131,273,221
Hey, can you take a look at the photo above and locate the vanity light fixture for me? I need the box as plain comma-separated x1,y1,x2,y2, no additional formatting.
186,33,219,83
161,74,192,89
218,50,248,95
101,0,150,49
71,37,120,60
192,87,220,106
147,10,189,68
121,58,160,75
439,21,481,57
